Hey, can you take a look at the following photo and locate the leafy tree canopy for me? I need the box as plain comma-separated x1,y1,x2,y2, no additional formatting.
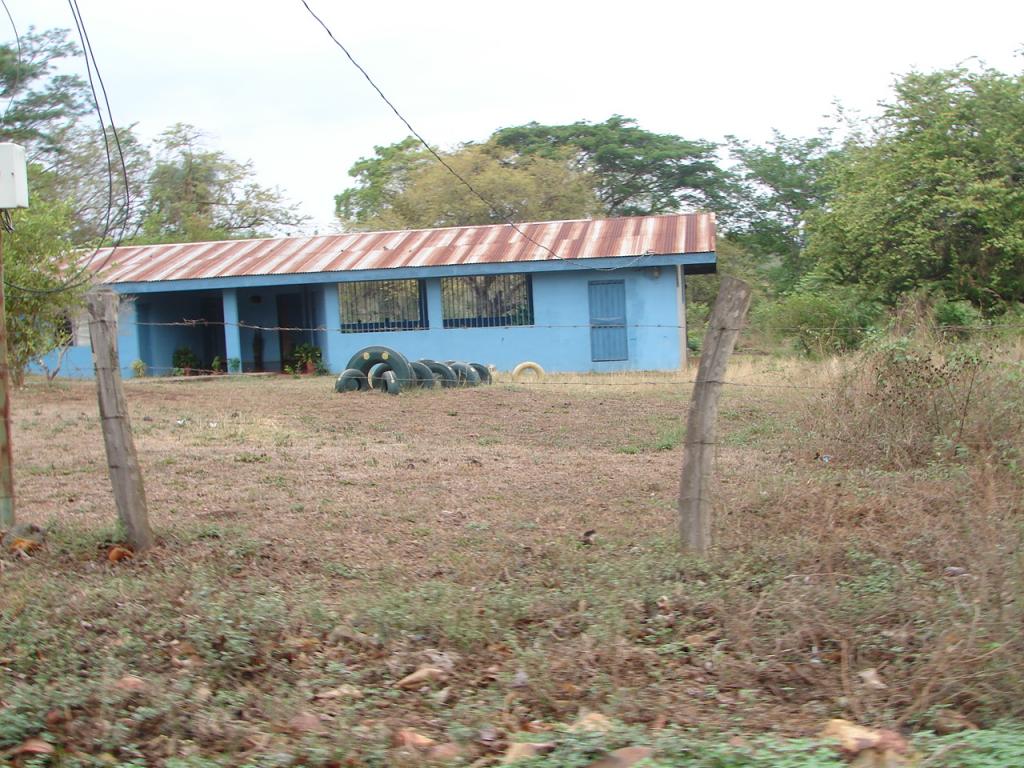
335,136,431,230
137,123,308,243
336,140,599,231
491,115,726,217
725,130,843,290
803,65,1024,309
0,26,88,155
2,188,84,383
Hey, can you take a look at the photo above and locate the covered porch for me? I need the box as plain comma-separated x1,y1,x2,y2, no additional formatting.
133,285,324,374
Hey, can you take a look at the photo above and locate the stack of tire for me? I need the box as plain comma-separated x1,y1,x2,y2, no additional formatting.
334,345,492,396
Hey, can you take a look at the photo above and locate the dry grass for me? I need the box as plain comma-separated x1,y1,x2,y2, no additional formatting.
2,351,1022,765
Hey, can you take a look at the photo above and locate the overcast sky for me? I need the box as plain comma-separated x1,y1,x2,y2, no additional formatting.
11,0,1024,232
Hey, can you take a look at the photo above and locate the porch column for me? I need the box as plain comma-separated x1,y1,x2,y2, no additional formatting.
676,266,688,371
424,278,443,329
322,284,342,371
222,288,243,373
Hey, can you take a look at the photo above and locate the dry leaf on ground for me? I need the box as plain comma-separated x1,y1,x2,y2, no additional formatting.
571,711,614,733
107,546,134,563
113,675,149,694
314,684,363,700
503,741,555,763
8,737,55,756
396,666,448,689
395,728,437,750
288,711,324,733
857,668,888,690
585,746,655,768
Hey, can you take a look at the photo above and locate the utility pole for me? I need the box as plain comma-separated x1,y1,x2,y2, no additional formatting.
0,143,29,529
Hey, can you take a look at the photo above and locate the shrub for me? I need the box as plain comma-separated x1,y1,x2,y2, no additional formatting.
933,297,982,333
757,288,880,356
815,337,1022,469
171,346,198,372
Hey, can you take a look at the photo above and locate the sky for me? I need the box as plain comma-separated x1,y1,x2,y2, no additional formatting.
9,0,1024,232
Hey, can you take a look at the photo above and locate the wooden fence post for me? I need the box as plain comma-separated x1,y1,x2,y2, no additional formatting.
86,289,154,552
0,230,15,528
679,276,752,554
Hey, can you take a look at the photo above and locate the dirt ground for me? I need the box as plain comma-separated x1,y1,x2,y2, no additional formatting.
11,368,792,585
2,357,1021,765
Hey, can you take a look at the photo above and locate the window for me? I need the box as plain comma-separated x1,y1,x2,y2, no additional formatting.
60,311,91,347
441,274,534,328
338,279,426,332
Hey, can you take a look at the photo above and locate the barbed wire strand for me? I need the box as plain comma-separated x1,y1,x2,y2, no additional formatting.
118,317,1024,334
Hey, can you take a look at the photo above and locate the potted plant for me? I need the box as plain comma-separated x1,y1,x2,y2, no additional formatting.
227,357,241,374
172,346,199,376
130,359,147,378
291,343,323,375
211,356,224,374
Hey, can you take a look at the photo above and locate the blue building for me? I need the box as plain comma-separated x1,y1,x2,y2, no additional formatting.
43,213,717,378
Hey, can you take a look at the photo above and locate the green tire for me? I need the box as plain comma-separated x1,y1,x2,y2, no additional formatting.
410,361,435,389
417,359,458,389
381,370,401,395
345,346,415,387
449,362,481,387
468,363,492,385
335,368,368,392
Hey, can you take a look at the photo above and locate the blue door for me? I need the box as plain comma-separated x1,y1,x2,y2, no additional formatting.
589,280,628,362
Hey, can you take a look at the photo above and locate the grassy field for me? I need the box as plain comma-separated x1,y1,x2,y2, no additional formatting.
2,349,1022,766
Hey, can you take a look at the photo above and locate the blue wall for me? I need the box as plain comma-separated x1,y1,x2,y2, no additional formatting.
33,261,700,378
30,298,143,379
319,267,683,373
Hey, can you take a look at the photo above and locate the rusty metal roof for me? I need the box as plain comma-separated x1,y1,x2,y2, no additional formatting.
94,213,716,284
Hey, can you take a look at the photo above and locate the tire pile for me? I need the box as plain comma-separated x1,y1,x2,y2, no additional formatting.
334,345,493,395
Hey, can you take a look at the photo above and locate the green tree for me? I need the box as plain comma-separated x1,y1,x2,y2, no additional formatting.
725,130,842,290
2,193,84,383
0,27,88,155
335,137,431,230
33,122,151,244
804,64,1024,309
336,140,599,231
138,123,307,243
491,115,726,217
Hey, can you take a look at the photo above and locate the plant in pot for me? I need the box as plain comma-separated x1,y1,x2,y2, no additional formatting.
211,356,224,374
172,346,199,376
291,343,322,375
227,357,241,374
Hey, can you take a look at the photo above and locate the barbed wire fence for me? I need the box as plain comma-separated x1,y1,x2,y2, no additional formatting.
37,310,1023,390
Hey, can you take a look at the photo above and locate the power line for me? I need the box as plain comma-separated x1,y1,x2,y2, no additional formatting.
1,0,131,297
297,0,650,273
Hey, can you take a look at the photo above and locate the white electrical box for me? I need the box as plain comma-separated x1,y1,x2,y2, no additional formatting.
0,143,28,209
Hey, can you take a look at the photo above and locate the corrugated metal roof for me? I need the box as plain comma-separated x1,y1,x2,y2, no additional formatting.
94,213,716,284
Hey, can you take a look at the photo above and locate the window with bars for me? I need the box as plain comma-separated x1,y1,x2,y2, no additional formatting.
441,274,534,328
338,279,427,332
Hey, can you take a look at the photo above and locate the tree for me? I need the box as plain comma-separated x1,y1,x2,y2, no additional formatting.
335,137,431,230
336,140,599,231
33,122,151,245
137,123,307,243
2,192,85,384
0,27,88,157
803,65,1024,309
492,115,727,217
725,130,842,290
